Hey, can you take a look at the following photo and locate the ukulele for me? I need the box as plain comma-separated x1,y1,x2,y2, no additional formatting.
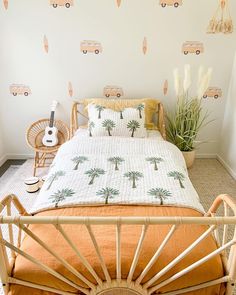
42,100,59,147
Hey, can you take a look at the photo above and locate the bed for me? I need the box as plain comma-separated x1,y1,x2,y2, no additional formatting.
0,98,236,295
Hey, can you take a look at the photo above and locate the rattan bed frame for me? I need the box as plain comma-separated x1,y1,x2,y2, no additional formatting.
0,99,236,295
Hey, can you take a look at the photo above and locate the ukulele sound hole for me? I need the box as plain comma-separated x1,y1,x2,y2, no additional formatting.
48,130,53,135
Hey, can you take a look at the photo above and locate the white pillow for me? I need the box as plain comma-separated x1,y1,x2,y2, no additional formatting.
87,103,147,138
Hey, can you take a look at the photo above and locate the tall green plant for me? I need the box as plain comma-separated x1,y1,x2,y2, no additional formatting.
166,65,213,152
166,96,210,152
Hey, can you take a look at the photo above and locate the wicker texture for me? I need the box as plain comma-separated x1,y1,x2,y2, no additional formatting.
26,119,69,176
26,119,69,153
99,289,140,295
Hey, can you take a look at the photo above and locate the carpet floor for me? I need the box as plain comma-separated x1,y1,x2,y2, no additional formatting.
0,158,235,295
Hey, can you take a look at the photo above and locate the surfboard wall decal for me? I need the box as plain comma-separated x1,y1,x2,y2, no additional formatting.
68,82,73,97
117,0,121,8
143,37,147,55
163,80,168,96
43,35,49,53
3,0,8,10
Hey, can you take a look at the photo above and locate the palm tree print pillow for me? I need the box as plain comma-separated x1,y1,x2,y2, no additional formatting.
87,103,147,138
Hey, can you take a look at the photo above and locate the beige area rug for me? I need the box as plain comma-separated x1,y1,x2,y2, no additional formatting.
0,159,235,295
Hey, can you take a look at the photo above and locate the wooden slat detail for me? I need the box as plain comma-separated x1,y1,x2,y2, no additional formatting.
136,225,176,285
116,224,122,281
144,225,216,289
86,224,111,283
128,225,148,283
19,224,95,289
55,224,102,287
148,240,236,294
1,239,89,294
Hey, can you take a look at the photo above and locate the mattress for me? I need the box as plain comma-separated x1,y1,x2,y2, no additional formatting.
10,206,225,295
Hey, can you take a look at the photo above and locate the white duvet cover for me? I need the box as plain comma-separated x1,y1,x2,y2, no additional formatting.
30,132,204,214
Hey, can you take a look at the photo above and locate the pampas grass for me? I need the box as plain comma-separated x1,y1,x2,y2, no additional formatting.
167,65,213,152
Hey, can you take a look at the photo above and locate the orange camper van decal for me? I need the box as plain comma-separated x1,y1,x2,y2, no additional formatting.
203,87,222,99
103,86,124,98
160,0,183,8
143,37,147,55
68,82,73,97
10,84,31,96
3,0,8,9
43,35,49,53
50,0,73,8
80,40,103,55
182,41,204,55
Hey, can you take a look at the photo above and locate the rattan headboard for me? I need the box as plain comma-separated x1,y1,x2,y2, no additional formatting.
70,98,166,140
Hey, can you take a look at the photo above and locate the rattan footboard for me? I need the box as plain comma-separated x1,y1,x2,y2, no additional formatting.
0,194,236,295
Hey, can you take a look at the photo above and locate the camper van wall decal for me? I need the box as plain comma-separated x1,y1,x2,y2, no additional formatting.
50,0,73,8
103,86,124,98
80,40,103,54
203,87,222,99
68,82,73,97
182,41,204,55
9,84,31,96
160,0,183,8
117,0,121,7
43,35,49,53
3,0,8,10
143,37,147,55
163,80,168,96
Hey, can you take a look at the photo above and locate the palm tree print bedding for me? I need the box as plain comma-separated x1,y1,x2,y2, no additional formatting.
87,103,147,138
30,135,204,214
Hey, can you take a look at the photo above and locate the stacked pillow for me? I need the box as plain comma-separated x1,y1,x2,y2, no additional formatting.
87,103,147,138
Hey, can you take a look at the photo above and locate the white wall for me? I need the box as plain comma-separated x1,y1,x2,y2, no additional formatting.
0,128,6,166
0,0,236,158
219,52,236,179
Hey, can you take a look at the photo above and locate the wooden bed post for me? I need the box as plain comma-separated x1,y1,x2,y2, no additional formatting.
158,103,166,140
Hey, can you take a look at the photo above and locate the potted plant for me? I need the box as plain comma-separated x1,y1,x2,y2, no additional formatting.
166,65,213,168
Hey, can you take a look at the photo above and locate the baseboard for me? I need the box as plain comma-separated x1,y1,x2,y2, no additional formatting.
196,154,217,159
0,154,8,167
217,154,236,180
0,154,33,167
5,153,34,160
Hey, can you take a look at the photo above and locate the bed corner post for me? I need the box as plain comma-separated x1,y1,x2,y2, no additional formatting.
158,103,166,140
70,102,79,139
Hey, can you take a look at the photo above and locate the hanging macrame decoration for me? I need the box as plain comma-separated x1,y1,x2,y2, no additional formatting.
207,0,233,34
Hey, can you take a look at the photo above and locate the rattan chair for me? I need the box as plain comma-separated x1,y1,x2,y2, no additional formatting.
26,119,69,176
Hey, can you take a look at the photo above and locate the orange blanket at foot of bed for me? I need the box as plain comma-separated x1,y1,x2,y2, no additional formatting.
9,206,225,295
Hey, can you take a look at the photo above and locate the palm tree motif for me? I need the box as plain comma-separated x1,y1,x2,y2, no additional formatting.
124,171,143,189
85,168,106,185
137,104,145,119
120,110,124,119
72,156,88,170
148,188,172,205
89,121,95,137
96,187,119,204
168,171,186,189
46,171,65,190
127,120,140,137
108,157,125,171
49,188,75,208
95,105,105,119
102,119,116,136
146,157,164,171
